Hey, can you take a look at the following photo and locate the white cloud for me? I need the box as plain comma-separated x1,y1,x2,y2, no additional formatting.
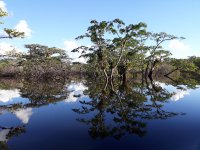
14,108,33,124
169,39,190,51
171,90,190,101
0,89,20,103
0,42,22,55
168,40,200,58
63,40,86,63
0,42,13,55
168,40,191,58
15,20,32,37
0,1,7,12
64,40,79,51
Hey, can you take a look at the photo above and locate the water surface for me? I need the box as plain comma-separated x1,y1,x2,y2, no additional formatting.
0,78,200,150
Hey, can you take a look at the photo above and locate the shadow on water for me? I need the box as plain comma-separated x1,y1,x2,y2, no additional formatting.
0,74,199,149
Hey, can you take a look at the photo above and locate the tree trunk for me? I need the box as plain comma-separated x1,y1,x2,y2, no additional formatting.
110,68,114,82
148,70,153,81
148,60,158,80
164,68,179,76
103,69,109,82
145,63,149,78
122,72,127,84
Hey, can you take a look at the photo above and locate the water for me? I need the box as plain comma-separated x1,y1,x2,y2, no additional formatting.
0,77,200,150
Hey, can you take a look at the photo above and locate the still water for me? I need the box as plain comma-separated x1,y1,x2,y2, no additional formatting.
0,77,200,150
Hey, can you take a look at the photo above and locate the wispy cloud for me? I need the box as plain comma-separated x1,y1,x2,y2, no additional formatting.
168,40,200,58
15,20,32,37
0,1,7,12
0,42,22,55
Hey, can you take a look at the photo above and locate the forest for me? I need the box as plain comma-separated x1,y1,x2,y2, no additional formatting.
0,7,200,83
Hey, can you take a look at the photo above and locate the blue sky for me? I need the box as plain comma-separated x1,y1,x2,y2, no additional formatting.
1,0,200,60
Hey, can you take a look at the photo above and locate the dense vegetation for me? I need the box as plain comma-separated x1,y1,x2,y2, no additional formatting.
0,6,199,81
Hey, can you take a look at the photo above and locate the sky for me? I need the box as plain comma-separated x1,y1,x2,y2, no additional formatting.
0,0,200,61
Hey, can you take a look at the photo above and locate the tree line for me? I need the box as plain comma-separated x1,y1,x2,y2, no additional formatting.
0,5,199,80
71,19,199,81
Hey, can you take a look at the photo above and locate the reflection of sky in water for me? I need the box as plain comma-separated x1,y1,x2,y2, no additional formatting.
65,82,88,103
0,89,29,105
14,108,33,124
0,80,199,149
0,129,10,142
154,81,190,101
171,90,190,101
0,89,20,103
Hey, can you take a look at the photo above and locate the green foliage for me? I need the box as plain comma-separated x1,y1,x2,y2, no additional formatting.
72,19,185,80
73,19,149,78
0,7,7,23
0,15,197,79
0,8,24,38
4,28,25,38
20,44,70,79
188,56,200,73
171,59,197,72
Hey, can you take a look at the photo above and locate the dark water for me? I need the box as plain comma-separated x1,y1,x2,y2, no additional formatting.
0,77,200,150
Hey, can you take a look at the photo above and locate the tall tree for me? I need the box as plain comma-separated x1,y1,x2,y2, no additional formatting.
72,19,148,81
145,32,183,79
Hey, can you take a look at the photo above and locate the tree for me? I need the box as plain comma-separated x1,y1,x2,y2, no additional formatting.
72,19,185,82
188,56,200,72
22,44,70,79
164,58,197,76
147,49,171,80
144,32,183,79
0,8,24,39
72,19,148,81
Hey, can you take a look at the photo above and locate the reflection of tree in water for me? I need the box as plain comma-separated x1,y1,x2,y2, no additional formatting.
165,74,200,90
0,79,70,111
0,125,25,150
0,79,70,149
73,77,188,139
144,77,178,119
20,80,69,105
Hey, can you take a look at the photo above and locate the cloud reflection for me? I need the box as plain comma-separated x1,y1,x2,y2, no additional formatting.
14,108,33,124
153,81,190,101
0,129,10,142
171,90,190,101
0,89,20,103
65,83,88,103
